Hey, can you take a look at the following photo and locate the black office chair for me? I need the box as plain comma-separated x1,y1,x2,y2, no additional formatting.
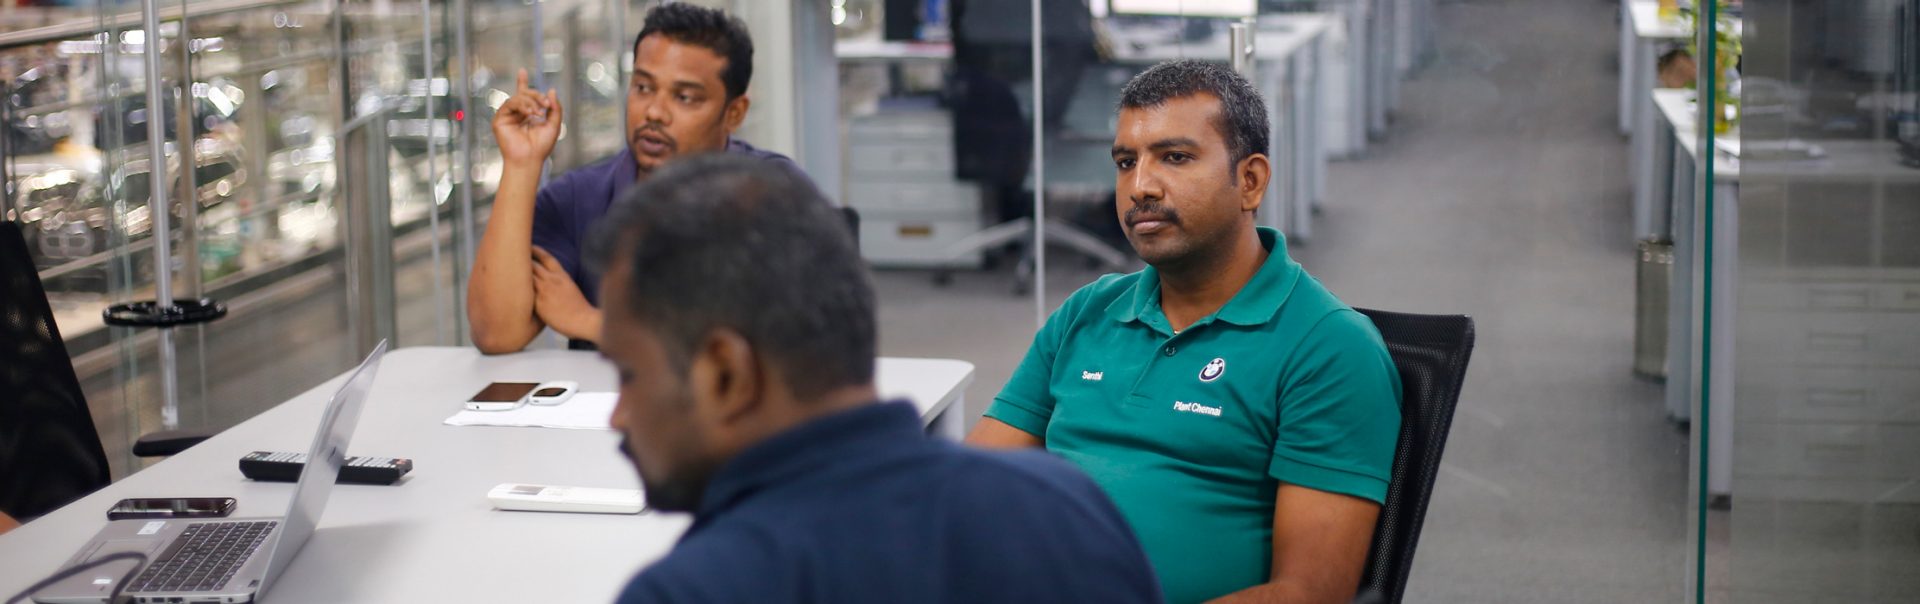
1351,307,1476,604
841,206,861,253
0,221,210,522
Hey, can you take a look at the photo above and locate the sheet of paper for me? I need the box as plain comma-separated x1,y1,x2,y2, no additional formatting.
443,392,618,430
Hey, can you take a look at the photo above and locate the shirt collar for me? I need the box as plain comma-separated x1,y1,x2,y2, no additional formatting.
1104,226,1300,328
694,401,926,519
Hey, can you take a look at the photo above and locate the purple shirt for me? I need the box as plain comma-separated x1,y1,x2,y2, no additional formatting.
530,138,803,304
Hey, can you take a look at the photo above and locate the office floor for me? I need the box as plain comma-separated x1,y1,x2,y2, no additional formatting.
1294,0,1691,600
876,0,1691,601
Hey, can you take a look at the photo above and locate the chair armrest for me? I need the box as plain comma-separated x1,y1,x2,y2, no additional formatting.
132,428,217,457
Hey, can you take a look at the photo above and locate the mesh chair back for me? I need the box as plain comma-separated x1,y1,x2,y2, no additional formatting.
841,206,861,253
0,221,111,520
1354,307,1476,603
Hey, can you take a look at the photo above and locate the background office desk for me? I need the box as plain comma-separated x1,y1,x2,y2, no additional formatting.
1618,1,1689,135
836,15,1336,259
0,347,974,603
1620,0,1691,242
1651,88,1920,504
1651,88,1736,501
835,39,953,63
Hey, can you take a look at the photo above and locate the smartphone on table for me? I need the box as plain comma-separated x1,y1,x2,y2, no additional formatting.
465,382,542,411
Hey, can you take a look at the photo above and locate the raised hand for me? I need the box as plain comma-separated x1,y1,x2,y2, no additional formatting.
492,68,564,167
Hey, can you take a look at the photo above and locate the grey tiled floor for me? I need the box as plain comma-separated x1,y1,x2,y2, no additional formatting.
1294,0,1691,600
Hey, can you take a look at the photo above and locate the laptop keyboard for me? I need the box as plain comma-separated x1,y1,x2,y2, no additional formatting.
131,520,277,593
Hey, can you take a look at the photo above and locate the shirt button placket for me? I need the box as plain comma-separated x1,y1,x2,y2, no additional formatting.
1163,345,1177,357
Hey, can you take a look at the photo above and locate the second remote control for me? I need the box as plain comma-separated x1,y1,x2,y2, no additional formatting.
239,451,412,485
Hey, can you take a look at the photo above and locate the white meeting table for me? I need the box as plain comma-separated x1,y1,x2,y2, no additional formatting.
0,347,974,603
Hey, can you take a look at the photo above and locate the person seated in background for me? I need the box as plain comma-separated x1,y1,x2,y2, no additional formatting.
966,60,1403,604
468,2,807,353
1656,48,1697,88
590,155,1163,604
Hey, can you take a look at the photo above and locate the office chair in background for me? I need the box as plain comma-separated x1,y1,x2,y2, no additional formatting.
842,206,861,252
1352,307,1476,604
0,221,210,523
941,0,1135,294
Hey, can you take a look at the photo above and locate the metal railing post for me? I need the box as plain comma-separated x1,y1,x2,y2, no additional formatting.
173,5,204,302
454,0,475,347
1031,0,1045,327
2,91,13,221
137,0,181,428
1229,18,1256,80
340,104,400,356
423,0,447,345
561,6,583,169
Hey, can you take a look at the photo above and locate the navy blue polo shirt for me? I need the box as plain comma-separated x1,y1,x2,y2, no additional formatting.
530,138,801,304
615,402,1163,604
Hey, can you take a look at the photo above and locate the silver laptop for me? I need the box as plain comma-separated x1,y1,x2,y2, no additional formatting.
36,340,388,604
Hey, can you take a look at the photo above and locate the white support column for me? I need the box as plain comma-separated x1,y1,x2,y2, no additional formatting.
137,0,180,428
724,1,841,202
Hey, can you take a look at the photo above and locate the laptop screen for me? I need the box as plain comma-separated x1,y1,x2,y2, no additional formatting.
258,339,387,593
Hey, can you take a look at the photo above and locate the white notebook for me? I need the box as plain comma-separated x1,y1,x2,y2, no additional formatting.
443,392,618,430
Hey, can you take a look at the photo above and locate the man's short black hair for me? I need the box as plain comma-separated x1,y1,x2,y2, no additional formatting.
1118,59,1269,168
1657,48,1692,70
635,3,754,99
586,155,874,400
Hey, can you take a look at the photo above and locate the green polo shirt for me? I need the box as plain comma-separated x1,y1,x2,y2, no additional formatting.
984,227,1401,604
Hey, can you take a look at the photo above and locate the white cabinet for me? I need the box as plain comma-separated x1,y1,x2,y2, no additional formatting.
845,110,985,269
1735,273,1920,504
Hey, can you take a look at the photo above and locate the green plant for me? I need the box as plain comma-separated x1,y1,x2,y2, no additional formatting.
1682,0,1742,132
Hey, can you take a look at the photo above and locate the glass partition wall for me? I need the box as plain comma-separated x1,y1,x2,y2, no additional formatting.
828,0,1335,430
826,0,1046,428
29,1,1897,600
1694,0,1920,601
2,0,1162,483
1,0,639,476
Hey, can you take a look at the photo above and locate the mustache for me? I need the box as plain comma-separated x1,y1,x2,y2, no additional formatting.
630,124,677,149
1124,202,1180,225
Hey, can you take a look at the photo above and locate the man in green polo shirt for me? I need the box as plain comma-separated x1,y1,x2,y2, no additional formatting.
967,59,1402,604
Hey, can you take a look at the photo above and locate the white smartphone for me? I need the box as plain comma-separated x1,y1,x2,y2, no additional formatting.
465,382,540,411
527,381,578,406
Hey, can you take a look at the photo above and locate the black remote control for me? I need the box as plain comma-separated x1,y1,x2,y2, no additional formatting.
239,451,412,485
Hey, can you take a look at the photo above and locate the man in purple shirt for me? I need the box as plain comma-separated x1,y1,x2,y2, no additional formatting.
467,3,802,353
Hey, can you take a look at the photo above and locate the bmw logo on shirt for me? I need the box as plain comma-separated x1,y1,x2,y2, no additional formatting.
1199,358,1226,382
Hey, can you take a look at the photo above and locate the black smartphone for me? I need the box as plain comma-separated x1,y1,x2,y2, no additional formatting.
465,381,541,411
107,497,237,521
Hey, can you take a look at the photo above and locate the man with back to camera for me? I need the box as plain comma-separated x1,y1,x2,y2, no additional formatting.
589,154,1164,604
966,60,1404,604
468,3,808,353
